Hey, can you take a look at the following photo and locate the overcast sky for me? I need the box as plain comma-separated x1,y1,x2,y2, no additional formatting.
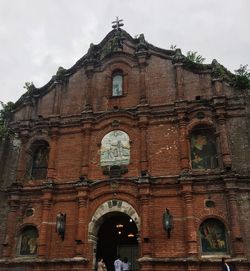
0,0,250,104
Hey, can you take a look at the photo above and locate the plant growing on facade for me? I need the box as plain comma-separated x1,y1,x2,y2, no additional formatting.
233,64,250,90
0,101,14,139
186,51,206,64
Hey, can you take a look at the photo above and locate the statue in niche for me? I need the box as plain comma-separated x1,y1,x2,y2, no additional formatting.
100,130,130,167
56,212,66,241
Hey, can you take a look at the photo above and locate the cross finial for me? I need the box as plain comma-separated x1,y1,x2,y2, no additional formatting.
112,16,124,30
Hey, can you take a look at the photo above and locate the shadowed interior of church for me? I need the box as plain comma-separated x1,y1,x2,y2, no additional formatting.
96,212,138,271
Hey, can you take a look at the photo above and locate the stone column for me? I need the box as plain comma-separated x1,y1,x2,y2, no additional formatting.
75,188,88,256
177,110,189,172
38,187,53,257
2,191,20,257
225,179,244,256
47,129,59,180
138,116,148,173
139,185,151,256
81,123,92,178
181,181,198,256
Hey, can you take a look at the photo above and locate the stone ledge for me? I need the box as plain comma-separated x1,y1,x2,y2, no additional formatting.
137,256,248,263
0,257,88,265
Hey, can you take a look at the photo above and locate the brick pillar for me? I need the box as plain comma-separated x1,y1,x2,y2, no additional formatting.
226,180,244,256
217,113,232,169
139,185,151,256
2,191,20,257
174,63,184,100
38,188,52,257
182,182,198,256
75,188,88,256
137,53,148,104
177,111,190,172
84,65,94,111
81,123,92,178
47,130,59,180
16,134,29,181
138,116,148,173
213,97,232,170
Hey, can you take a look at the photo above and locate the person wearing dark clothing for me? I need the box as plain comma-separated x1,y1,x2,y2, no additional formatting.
222,257,233,271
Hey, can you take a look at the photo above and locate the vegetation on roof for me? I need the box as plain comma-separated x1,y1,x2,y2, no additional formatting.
0,101,15,139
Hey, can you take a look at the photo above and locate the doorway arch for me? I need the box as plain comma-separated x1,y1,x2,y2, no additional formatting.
88,200,140,271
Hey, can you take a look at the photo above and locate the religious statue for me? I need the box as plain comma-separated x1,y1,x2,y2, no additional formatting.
56,212,66,241
163,208,173,238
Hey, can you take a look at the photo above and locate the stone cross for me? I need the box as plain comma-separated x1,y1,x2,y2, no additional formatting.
112,16,124,30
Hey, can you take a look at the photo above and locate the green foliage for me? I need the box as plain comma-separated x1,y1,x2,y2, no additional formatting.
233,65,250,90
186,51,206,64
23,82,35,94
0,101,14,139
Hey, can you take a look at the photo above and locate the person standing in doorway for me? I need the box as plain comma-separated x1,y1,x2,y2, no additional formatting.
221,257,233,271
97,258,106,271
114,255,123,271
121,257,130,271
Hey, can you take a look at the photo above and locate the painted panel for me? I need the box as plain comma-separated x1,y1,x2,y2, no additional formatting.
191,130,218,169
200,219,228,253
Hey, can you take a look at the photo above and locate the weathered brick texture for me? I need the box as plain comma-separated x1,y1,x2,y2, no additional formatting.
0,28,250,270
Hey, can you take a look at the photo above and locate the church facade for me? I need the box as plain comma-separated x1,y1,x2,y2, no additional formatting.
0,24,250,271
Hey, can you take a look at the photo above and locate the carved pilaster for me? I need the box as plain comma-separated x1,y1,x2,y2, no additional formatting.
75,188,88,256
47,129,59,180
137,52,148,104
38,188,53,257
225,179,244,256
80,123,92,178
138,185,151,256
2,190,21,257
84,64,94,111
177,109,190,172
174,63,184,100
212,78,223,96
16,134,29,181
217,112,232,169
138,116,148,173
181,182,198,256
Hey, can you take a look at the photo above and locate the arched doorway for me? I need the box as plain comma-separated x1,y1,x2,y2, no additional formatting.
97,212,138,271
88,200,140,271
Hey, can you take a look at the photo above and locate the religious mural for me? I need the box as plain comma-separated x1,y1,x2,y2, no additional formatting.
100,130,130,166
20,226,38,256
190,129,218,169
199,219,228,253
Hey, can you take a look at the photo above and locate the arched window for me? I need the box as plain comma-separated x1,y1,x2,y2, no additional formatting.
100,130,130,167
112,71,123,96
199,219,229,254
19,226,38,256
30,140,49,179
190,126,218,169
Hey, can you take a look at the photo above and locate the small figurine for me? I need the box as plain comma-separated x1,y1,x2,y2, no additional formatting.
163,208,173,238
